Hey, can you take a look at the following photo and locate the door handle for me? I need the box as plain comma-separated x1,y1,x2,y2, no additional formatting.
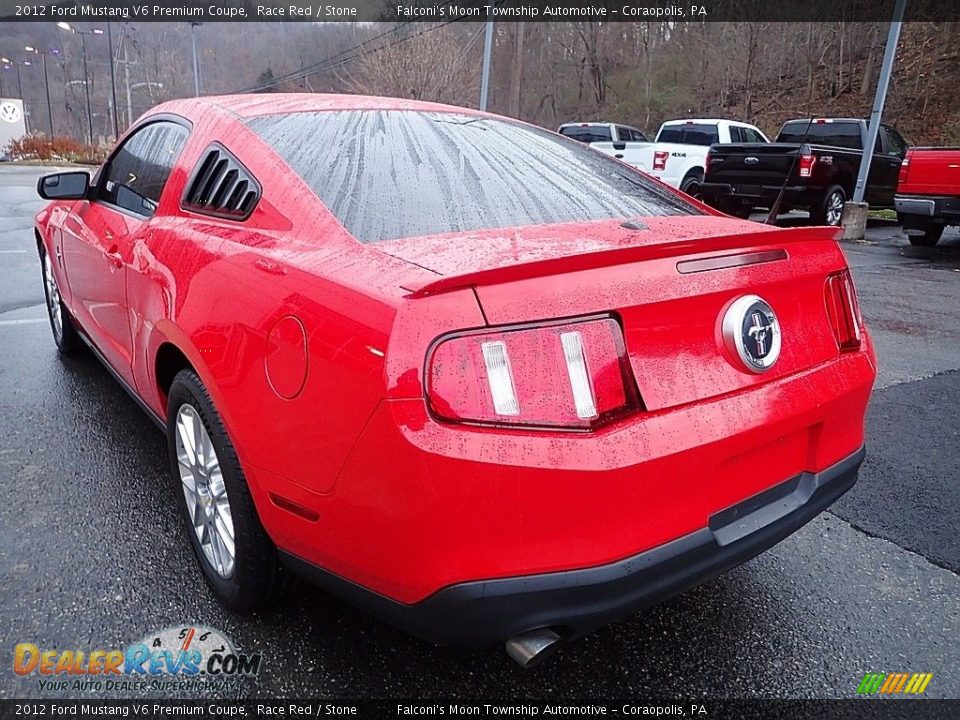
615,154,624,159
105,244,123,269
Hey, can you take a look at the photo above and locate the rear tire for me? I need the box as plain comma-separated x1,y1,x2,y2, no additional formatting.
40,246,81,356
680,171,704,201
905,222,944,247
811,185,846,226
167,369,280,613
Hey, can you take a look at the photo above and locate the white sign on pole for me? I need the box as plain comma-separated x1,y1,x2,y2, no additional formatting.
0,98,27,156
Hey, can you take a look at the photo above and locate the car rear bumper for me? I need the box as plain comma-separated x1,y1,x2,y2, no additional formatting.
702,182,825,209
282,445,864,647
895,194,960,221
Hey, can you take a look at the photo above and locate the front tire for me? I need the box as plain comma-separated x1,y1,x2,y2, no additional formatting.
811,185,846,226
40,246,81,356
167,369,280,612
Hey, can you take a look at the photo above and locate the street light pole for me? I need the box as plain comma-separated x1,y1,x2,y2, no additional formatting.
106,23,119,139
479,19,494,111
853,0,907,203
25,47,56,136
75,32,94,145
41,53,53,135
190,22,202,96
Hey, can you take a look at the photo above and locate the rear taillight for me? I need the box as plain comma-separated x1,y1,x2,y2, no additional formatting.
898,156,910,184
426,316,640,430
653,151,669,171
825,270,862,351
798,153,817,178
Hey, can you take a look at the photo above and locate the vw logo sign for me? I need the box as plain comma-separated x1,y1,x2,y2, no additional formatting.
721,295,781,373
0,101,22,124
744,156,759,165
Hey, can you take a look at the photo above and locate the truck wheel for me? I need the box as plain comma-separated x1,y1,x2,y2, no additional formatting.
167,369,280,612
811,186,846,226
680,171,704,201
905,222,944,247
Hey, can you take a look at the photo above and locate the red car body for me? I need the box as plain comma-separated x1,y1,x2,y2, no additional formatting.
896,146,960,245
34,95,876,651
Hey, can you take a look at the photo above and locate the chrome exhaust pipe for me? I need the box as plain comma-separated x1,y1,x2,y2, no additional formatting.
505,628,562,668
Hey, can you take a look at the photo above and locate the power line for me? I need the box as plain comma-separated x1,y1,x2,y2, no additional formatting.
237,21,459,94
427,23,486,98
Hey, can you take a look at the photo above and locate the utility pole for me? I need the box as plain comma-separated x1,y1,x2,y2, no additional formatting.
853,0,906,203
106,23,119,139
190,23,202,96
479,19,494,111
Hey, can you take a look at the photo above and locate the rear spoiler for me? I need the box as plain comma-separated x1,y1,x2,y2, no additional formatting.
403,226,842,299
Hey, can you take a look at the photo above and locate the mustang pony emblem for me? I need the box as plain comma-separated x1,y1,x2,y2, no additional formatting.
722,295,781,372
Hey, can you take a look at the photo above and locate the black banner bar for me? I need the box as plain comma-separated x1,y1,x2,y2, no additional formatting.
2,0,960,23
2,700,959,720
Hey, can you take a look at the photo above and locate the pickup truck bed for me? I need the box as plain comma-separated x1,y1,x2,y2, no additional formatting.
895,146,960,246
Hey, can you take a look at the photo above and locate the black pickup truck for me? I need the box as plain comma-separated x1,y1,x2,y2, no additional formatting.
701,118,909,225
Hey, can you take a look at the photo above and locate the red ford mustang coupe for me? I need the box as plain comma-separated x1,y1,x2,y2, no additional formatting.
35,95,876,666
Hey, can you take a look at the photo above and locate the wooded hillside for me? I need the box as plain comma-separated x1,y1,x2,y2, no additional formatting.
2,21,957,146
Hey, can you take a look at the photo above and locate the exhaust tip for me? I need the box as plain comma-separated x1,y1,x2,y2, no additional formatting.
505,628,562,669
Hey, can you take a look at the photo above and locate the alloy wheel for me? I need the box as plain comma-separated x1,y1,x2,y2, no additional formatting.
826,191,845,226
175,404,236,578
43,253,63,343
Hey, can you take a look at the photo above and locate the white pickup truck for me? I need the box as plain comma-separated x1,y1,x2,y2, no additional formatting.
557,122,652,170
558,119,770,199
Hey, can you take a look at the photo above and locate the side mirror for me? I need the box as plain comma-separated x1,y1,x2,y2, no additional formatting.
612,142,627,151
37,171,90,200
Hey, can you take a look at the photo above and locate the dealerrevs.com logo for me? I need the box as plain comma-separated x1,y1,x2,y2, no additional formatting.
13,626,262,693
857,672,934,695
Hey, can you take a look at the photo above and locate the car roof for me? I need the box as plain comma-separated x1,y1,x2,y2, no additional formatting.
660,118,747,126
558,122,614,127
149,93,491,121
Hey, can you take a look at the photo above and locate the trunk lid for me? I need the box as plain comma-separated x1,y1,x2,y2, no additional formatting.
381,216,848,412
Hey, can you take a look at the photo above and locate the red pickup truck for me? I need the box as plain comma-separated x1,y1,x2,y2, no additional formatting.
895,147,960,246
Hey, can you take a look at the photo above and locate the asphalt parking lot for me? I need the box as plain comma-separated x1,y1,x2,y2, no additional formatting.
1,164,958,700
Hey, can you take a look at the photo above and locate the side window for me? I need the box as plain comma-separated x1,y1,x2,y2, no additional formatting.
615,126,632,143
101,121,189,217
882,126,908,159
743,128,767,143
729,127,744,143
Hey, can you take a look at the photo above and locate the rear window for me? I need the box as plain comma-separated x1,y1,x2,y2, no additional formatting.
777,121,863,150
246,111,697,243
656,124,720,146
558,125,612,143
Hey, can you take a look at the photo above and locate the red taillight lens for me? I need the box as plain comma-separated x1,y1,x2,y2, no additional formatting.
653,151,669,171
798,154,817,178
825,270,862,351
898,157,910,184
426,316,639,430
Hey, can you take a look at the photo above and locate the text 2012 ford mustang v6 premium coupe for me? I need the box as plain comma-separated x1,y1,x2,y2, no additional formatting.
34,95,876,666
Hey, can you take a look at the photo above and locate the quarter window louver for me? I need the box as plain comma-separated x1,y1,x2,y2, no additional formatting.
182,143,261,220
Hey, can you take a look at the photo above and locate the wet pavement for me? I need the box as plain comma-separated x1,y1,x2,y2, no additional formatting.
1,165,958,699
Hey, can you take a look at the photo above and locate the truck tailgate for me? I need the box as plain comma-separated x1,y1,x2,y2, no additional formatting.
707,143,800,186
